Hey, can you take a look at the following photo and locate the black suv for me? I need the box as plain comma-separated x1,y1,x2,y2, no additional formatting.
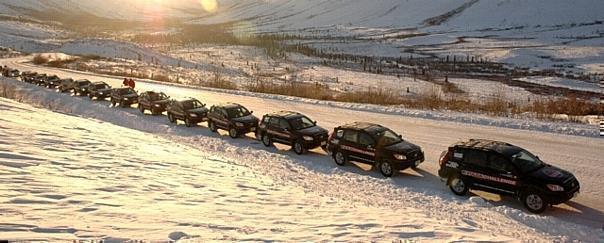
57,78,74,92
138,91,170,115
20,71,37,82
5,68,19,77
208,103,258,138
166,98,208,127
43,75,61,89
87,82,112,100
258,111,328,154
110,88,138,107
70,79,92,96
31,74,47,86
438,139,580,214
326,122,424,177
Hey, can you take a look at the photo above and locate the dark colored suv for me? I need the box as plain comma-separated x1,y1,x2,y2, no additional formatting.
166,98,208,127
208,103,258,138
20,71,37,82
138,91,170,115
70,79,92,96
57,78,74,92
258,111,328,154
87,82,112,100
31,74,47,86
326,122,424,177
43,75,61,89
438,139,580,214
110,88,138,107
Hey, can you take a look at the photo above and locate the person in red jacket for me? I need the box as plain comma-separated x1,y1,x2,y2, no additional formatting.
128,78,136,89
123,78,129,87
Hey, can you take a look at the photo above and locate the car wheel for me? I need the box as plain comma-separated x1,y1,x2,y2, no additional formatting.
448,175,469,196
209,121,218,132
334,150,348,166
138,104,145,114
167,113,176,123
185,117,193,127
379,161,394,177
111,99,116,107
523,190,547,214
293,140,306,155
261,133,272,147
88,93,93,99
229,128,238,138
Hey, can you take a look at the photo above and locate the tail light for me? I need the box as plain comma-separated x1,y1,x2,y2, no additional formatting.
439,148,452,166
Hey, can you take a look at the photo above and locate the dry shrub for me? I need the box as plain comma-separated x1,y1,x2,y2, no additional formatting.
32,54,49,65
337,87,405,105
203,72,238,90
0,81,16,99
245,79,333,100
441,81,464,94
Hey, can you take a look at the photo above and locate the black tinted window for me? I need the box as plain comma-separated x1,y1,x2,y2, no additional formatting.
358,133,375,146
488,154,513,172
464,150,487,167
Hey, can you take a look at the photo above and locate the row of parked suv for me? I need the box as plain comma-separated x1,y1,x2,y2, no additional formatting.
3,67,581,214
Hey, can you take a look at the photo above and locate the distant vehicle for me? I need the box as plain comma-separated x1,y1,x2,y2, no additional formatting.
257,111,328,154
70,79,92,96
19,71,37,82
138,91,170,115
43,75,61,89
87,81,112,100
110,87,138,107
31,74,48,86
326,122,424,177
208,103,259,138
3,68,20,77
438,139,580,214
166,98,208,127
57,78,74,93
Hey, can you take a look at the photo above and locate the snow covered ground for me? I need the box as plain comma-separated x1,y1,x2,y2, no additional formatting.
1,67,603,241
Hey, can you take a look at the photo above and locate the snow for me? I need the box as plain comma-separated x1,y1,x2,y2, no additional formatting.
1,78,603,241
518,76,601,93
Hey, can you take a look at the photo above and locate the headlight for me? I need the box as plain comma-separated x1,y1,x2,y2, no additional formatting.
154,104,161,107
303,135,314,141
189,113,198,118
547,184,564,192
394,154,407,160
123,98,129,101
235,122,244,127
99,92,104,95
81,88,86,91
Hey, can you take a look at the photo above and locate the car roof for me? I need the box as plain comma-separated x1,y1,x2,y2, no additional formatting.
453,139,522,156
215,102,242,109
174,98,198,103
267,110,305,119
338,122,385,131
76,79,90,82
92,81,107,85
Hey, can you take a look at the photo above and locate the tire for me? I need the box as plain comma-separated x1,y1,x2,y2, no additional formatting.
138,104,145,114
88,93,93,99
261,133,272,147
334,150,348,166
293,140,306,155
229,128,238,138
523,190,547,214
448,175,469,196
185,117,193,127
111,99,116,107
167,113,176,123
209,121,217,132
379,161,394,177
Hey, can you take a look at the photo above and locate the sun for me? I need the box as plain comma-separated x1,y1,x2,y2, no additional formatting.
200,0,218,13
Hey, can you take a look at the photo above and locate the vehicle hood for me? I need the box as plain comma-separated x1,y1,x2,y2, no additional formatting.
384,141,421,154
232,114,258,124
297,125,327,136
528,164,574,183
187,107,209,114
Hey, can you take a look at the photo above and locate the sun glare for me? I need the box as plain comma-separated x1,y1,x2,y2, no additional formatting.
200,0,218,13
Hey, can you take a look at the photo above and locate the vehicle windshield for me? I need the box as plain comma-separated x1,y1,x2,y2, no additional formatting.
376,129,403,146
95,84,110,89
183,100,204,110
289,116,315,130
77,81,91,86
511,150,544,173
117,88,135,95
226,106,250,118
149,92,168,101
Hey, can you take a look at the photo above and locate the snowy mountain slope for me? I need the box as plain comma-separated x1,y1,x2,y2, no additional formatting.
1,80,603,241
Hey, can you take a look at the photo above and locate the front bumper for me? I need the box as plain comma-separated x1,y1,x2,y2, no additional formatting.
544,186,580,205
236,124,258,134
303,138,328,150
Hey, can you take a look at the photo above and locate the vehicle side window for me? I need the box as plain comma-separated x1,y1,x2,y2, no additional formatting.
269,117,279,127
278,118,290,130
358,132,375,147
464,150,488,167
342,130,358,143
335,129,344,138
219,108,228,118
452,148,465,161
488,154,514,173
262,116,270,124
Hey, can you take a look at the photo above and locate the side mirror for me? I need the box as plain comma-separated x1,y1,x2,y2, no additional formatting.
250,111,254,114
313,121,317,125
398,135,402,138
